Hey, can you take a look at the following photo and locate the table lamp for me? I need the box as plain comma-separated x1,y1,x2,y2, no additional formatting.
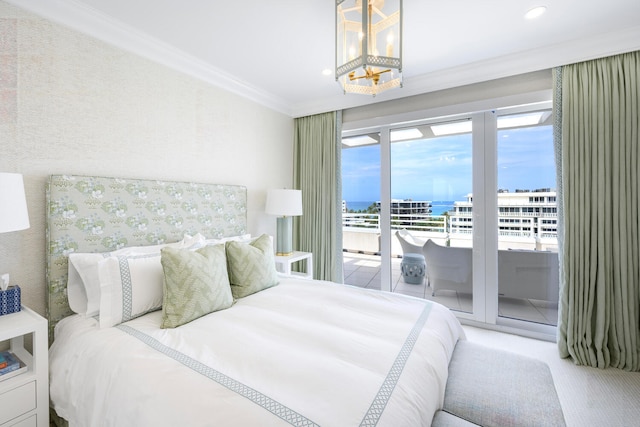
0,173,30,234
265,189,302,256
0,172,30,315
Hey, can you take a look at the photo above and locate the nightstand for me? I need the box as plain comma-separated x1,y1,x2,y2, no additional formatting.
0,307,48,427
275,251,313,279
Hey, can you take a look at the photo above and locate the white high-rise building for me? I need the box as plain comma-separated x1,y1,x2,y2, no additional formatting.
449,189,558,251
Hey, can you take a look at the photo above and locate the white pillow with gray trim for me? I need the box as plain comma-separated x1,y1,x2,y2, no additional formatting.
98,252,165,328
67,234,203,318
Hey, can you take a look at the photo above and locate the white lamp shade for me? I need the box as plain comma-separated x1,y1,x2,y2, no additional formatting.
0,173,30,233
265,189,303,217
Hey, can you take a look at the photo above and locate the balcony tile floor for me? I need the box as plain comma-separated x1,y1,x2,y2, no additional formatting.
343,251,558,326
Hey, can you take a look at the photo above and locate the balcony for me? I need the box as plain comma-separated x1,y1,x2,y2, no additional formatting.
341,213,559,326
343,252,558,325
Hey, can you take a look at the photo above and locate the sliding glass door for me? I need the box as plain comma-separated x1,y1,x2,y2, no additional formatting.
390,120,474,314
341,133,382,292
496,108,558,326
341,101,558,335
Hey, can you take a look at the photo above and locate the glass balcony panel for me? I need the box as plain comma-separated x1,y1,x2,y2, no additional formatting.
389,122,473,314
342,135,382,292
496,109,558,326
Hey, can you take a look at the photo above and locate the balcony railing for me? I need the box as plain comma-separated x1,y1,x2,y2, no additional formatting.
343,213,447,233
343,213,557,239
342,212,559,254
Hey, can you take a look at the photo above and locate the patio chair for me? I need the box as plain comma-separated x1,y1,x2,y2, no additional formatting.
423,239,472,296
396,229,428,285
395,229,426,255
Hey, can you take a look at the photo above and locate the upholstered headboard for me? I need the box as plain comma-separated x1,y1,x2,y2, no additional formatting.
46,174,247,339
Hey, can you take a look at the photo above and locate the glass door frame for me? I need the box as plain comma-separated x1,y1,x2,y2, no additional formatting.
379,125,392,293
471,111,496,325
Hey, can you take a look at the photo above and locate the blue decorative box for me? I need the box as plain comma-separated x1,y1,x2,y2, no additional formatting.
0,285,21,316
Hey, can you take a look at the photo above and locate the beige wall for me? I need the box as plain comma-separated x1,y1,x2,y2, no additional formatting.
0,1,294,317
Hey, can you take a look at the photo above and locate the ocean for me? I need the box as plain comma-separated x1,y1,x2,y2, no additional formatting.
345,200,455,215
431,201,456,215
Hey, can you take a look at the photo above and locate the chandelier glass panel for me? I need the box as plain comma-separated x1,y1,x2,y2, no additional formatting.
336,0,402,96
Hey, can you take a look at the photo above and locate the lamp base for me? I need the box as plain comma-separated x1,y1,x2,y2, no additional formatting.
276,216,293,256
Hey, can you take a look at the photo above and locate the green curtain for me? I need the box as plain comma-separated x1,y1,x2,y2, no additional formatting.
293,111,343,282
556,51,640,370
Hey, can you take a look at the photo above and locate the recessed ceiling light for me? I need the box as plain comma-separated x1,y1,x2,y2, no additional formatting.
322,68,332,76
525,6,547,20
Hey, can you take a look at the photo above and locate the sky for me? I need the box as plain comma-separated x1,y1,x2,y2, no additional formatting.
342,125,555,202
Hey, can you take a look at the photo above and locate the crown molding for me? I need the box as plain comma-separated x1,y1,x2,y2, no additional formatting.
7,0,640,119
6,0,295,116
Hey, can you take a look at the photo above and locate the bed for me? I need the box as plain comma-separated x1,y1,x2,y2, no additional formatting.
46,174,464,427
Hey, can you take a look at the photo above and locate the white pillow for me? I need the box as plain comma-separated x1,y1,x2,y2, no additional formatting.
67,252,110,317
96,234,251,328
199,233,252,246
98,252,165,328
67,234,204,317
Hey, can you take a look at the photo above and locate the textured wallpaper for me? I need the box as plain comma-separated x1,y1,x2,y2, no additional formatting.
0,1,294,316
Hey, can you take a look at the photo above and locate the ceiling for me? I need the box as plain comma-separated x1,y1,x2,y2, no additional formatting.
9,0,640,117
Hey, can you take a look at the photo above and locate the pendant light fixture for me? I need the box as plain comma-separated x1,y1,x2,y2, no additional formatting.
336,0,403,96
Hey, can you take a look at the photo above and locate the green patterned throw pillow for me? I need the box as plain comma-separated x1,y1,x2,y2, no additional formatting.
226,234,279,299
160,244,233,328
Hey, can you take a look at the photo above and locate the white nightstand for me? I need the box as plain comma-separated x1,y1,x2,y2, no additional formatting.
0,307,48,427
275,251,313,279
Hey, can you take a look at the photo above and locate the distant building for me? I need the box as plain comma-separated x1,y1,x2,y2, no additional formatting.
375,199,433,215
450,188,558,249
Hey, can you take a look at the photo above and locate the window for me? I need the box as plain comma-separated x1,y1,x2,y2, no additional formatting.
497,108,558,326
341,97,557,339
341,135,382,291
390,120,474,311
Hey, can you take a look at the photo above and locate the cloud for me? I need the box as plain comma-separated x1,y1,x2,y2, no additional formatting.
342,125,556,202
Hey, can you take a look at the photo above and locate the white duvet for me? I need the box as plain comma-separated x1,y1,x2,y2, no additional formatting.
50,277,464,426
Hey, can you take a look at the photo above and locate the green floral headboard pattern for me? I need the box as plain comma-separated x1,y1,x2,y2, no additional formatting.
46,174,247,339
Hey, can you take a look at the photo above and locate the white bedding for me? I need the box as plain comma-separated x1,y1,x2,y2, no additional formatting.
50,277,464,426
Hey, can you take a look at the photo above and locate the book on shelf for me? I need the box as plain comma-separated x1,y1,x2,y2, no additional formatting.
0,350,27,381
